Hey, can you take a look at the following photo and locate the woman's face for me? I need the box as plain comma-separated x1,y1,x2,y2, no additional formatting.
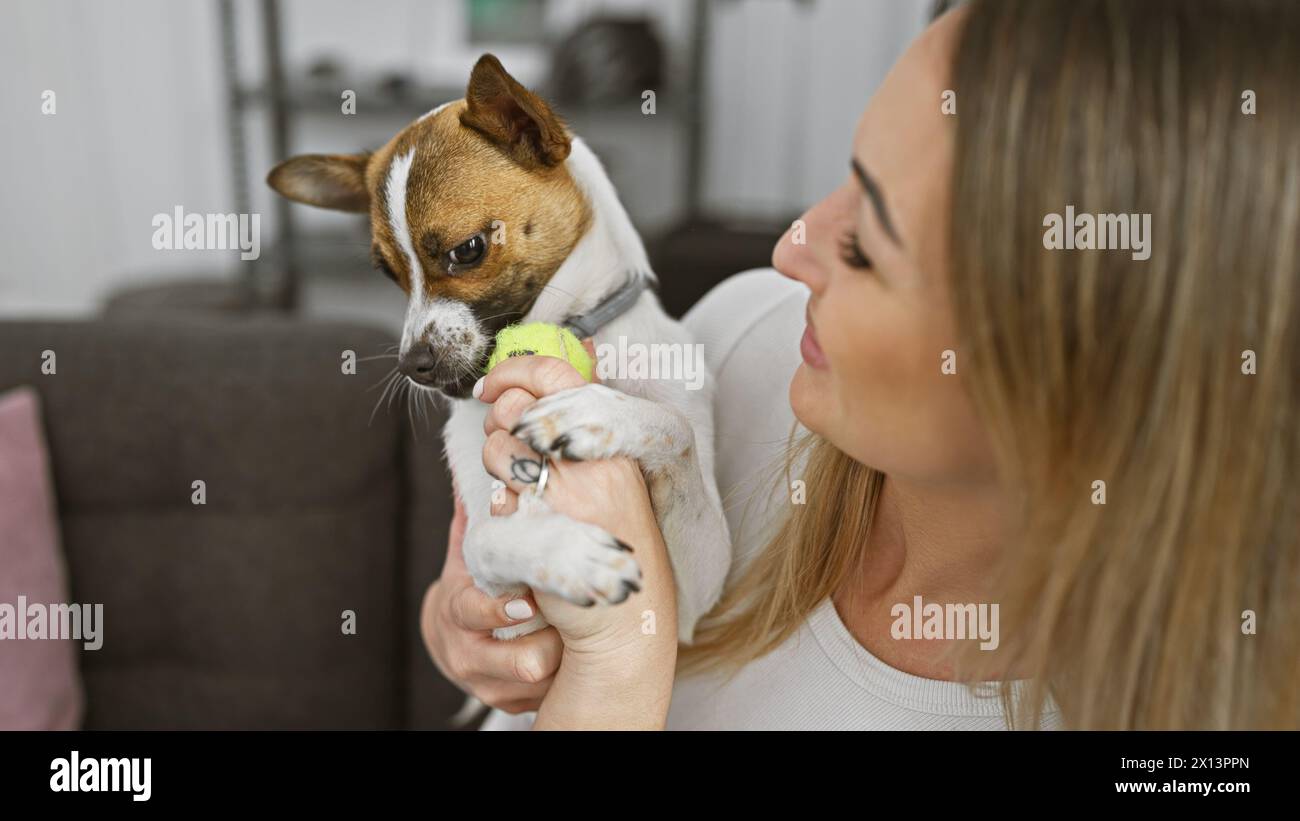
774,9,995,486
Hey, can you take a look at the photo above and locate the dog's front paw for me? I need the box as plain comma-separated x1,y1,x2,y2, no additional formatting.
524,515,642,606
511,383,637,461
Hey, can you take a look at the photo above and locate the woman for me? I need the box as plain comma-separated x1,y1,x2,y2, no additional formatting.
421,0,1299,730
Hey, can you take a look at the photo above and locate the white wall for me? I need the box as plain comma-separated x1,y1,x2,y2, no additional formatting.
703,0,929,219
0,0,930,318
0,0,230,316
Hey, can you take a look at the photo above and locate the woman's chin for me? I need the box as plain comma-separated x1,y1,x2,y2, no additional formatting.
789,363,825,434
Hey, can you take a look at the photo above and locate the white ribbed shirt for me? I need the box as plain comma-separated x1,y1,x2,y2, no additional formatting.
482,269,1061,730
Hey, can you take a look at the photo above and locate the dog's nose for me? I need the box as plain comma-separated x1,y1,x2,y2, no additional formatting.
398,345,441,385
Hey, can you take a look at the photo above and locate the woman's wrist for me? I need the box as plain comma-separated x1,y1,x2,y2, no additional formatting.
533,637,678,730
532,524,680,730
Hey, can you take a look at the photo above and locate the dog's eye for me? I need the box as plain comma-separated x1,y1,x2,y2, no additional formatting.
373,256,398,283
447,233,487,269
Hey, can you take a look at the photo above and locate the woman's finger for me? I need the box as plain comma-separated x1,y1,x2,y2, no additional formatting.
493,698,545,716
581,337,600,384
475,352,587,404
449,582,538,632
471,625,564,685
490,483,519,517
484,386,538,437
482,429,548,496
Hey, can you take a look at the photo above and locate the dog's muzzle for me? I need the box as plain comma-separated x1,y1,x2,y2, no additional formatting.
397,343,484,397
397,343,467,386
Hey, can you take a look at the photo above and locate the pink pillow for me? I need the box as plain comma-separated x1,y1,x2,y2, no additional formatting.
0,386,83,730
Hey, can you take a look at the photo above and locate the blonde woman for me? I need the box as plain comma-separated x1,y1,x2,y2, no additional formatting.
421,0,1299,730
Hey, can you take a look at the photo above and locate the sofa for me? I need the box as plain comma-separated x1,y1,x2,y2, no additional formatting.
0,316,465,729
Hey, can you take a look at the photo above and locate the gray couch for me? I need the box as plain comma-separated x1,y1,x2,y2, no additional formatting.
0,317,464,729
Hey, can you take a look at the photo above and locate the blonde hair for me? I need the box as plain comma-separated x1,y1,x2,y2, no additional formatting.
680,0,1300,730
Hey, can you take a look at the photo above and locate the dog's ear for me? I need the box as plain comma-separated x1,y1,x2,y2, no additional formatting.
266,153,370,212
460,54,570,168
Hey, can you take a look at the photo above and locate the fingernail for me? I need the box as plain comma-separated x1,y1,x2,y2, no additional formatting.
472,376,485,400
505,599,533,620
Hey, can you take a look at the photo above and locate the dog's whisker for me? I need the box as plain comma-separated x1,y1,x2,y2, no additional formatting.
366,365,399,393
405,380,422,428
473,280,623,330
427,388,442,427
416,386,431,430
404,380,419,439
383,371,404,409
535,282,584,300
385,372,409,416
368,370,401,425
474,309,526,325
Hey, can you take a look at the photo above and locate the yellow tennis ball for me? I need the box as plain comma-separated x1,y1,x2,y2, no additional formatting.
485,322,594,381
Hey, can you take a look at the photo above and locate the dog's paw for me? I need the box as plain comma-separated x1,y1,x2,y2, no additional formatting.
523,515,642,606
511,383,637,462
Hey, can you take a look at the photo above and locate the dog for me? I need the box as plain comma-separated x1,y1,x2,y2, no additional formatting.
267,54,731,648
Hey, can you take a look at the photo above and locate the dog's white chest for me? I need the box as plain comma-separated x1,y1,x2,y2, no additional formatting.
443,399,496,529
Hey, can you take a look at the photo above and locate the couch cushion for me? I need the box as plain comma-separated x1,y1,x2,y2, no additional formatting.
0,318,412,728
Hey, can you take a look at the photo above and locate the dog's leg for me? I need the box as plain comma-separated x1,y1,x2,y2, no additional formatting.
510,384,732,643
462,493,644,640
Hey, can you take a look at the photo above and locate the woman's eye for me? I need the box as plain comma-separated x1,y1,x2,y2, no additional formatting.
839,231,873,270
448,233,487,268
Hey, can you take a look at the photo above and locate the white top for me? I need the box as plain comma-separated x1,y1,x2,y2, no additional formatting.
482,268,1061,730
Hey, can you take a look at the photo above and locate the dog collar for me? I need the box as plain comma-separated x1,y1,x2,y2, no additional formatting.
560,271,654,339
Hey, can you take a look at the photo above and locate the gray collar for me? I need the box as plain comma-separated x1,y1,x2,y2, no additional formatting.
560,271,653,339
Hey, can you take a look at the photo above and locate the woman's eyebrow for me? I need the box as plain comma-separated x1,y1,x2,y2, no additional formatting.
851,158,903,247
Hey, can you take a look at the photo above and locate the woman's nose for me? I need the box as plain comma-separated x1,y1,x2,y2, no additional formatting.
772,206,830,294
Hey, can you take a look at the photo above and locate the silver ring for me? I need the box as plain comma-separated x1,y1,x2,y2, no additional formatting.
534,454,550,498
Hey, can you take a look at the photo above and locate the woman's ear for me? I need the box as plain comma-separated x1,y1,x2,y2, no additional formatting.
266,153,370,212
460,53,571,168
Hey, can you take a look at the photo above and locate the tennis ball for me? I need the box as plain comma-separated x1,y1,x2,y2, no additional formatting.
484,322,594,381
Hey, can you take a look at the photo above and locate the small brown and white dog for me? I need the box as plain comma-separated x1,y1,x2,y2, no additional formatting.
267,55,730,646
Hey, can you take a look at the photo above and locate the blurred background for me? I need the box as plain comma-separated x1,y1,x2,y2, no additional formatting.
0,0,935,326
0,0,940,730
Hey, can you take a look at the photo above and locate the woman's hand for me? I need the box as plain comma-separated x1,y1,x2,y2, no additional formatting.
476,349,679,729
419,489,563,715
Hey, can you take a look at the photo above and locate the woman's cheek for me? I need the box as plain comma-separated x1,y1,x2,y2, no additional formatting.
820,305,936,468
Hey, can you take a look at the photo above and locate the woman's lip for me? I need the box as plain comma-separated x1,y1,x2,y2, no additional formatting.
800,322,828,370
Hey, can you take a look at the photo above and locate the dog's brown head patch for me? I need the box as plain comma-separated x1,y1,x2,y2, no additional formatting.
266,54,593,395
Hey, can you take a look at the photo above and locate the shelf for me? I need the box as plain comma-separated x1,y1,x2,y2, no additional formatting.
235,82,463,115
234,81,685,121
260,226,373,279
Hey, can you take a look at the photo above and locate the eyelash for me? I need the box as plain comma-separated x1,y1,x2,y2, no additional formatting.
373,256,398,283
839,231,873,270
